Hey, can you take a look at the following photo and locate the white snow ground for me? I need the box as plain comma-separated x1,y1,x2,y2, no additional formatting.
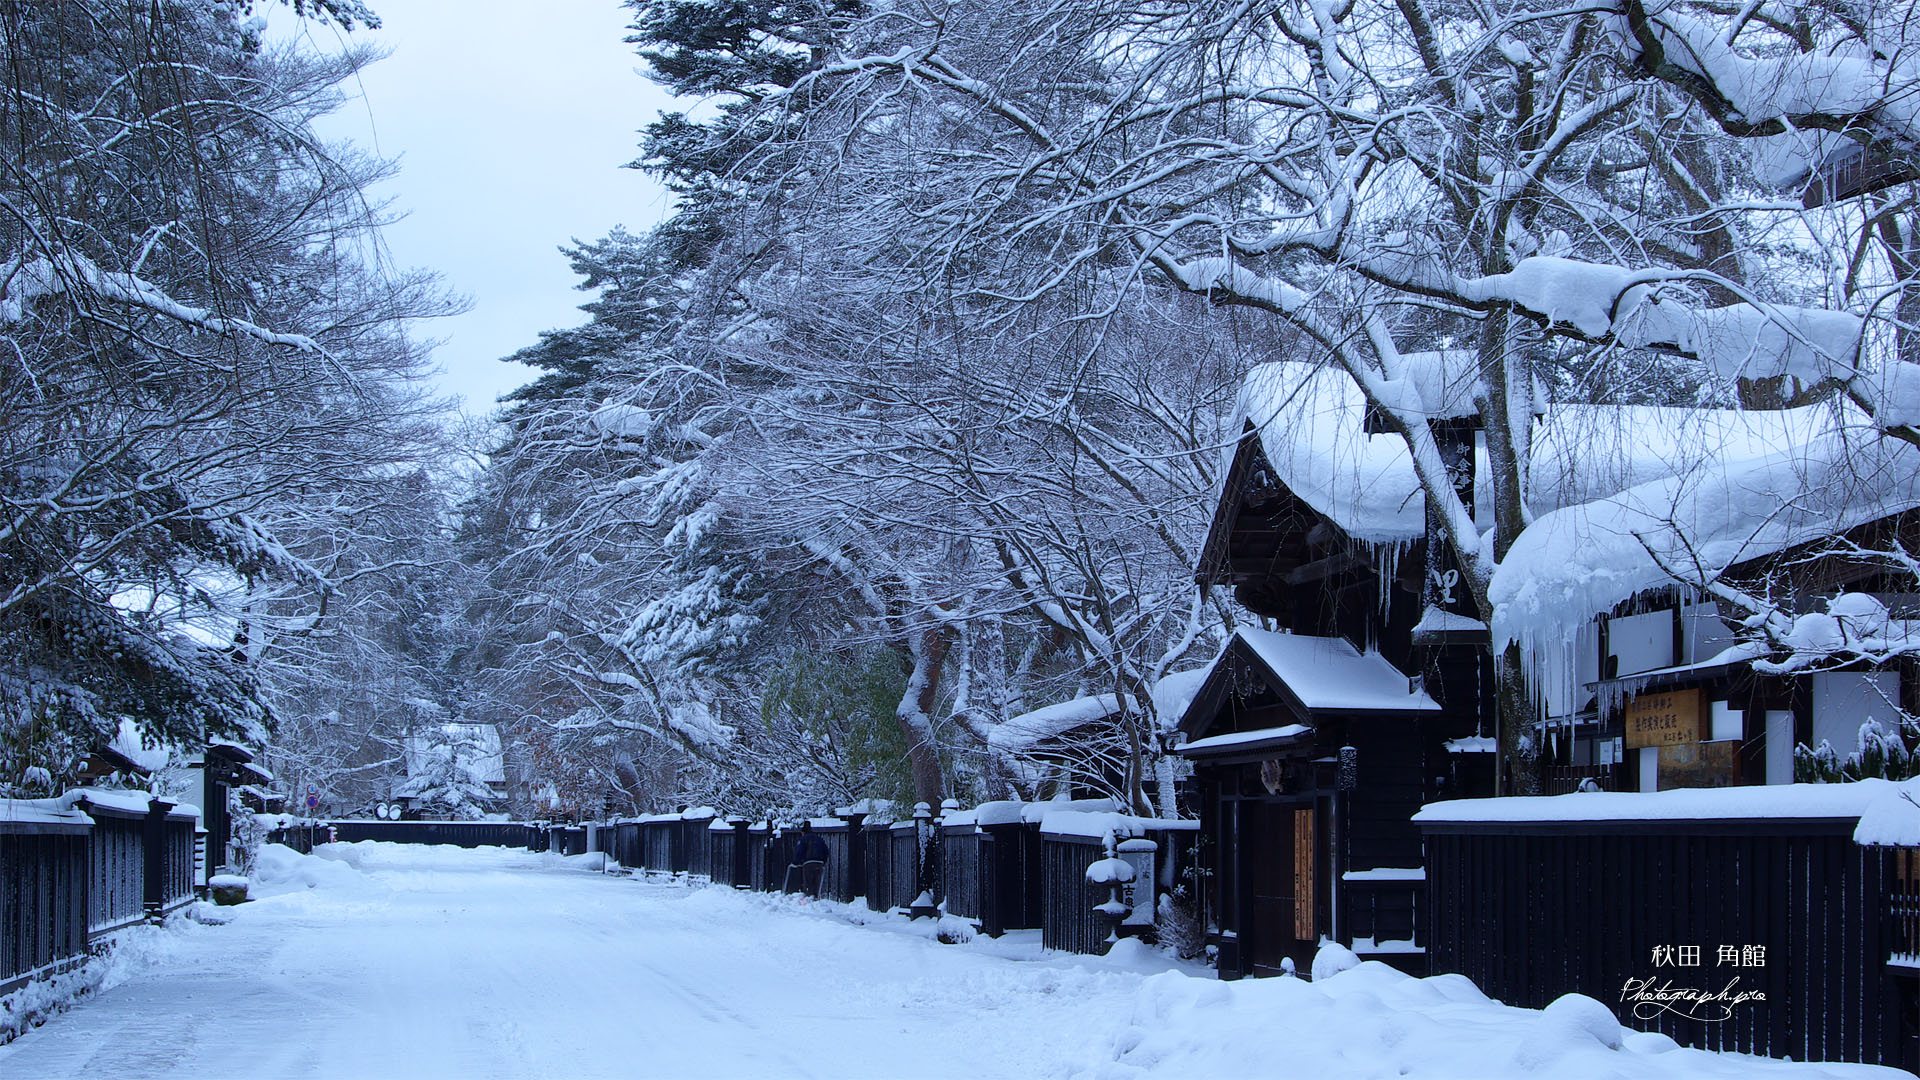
0,842,1901,1080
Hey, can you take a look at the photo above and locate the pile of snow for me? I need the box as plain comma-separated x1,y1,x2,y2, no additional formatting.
1083,950,1897,1078
251,843,366,896
311,839,551,873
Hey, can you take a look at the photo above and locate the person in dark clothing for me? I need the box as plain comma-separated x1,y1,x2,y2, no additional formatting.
787,820,830,896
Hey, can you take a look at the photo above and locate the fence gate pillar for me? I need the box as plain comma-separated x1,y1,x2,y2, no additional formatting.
144,798,176,916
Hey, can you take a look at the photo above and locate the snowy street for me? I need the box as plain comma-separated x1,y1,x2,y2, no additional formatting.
0,843,1143,1079
1,842,1905,1080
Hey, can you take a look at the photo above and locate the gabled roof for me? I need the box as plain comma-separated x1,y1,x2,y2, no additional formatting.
1174,629,1438,755
1235,629,1439,713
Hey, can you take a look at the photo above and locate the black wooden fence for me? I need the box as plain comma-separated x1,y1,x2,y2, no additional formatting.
1421,815,1919,1072
267,803,1191,962
2,795,199,994
329,820,539,849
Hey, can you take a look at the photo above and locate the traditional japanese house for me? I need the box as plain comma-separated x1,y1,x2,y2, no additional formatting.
1493,397,1920,793
1172,361,1920,979
1175,361,1495,978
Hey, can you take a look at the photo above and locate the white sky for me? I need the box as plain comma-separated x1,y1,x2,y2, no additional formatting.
268,1,676,414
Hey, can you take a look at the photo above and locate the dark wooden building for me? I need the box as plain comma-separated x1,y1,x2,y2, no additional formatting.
1177,360,1920,987
1174,362,1496,978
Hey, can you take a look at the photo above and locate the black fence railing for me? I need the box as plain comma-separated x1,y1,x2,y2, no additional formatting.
1040,833,1109,954
1895,890,1920,962
1422,815,1916,1071
1541,763,1625,795
2,794,200,995
258,803,1191,964
328,820,538,849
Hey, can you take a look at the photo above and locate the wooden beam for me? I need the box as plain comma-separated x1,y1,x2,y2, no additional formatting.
1287,551,1368,586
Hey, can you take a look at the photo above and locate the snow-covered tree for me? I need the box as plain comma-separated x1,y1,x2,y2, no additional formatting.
0,1,449,792
693,0,1920,793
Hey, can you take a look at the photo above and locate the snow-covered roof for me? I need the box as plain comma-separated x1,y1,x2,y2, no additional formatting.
989,693,1127,755
1236,628,1439,713
1237,364,1920,671
1177,724,1312,757
1235,362,1839,545
1490,413,1920,663
403,723,505,785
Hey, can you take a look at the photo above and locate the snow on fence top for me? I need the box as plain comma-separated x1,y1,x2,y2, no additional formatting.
832,798,899,821
1236,362,1830,546
1038,810,1199,841
1020,798,1116,823
64,787,184,817
1178,725,1312,755
0,796,96,827
1417,780,1920,846
939,800,1028,828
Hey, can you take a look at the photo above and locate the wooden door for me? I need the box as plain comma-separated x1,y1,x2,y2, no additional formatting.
1247,800,1299,975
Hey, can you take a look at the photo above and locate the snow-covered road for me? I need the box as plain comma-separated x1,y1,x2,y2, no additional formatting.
0,842,1903,1080
0,843,1142,1079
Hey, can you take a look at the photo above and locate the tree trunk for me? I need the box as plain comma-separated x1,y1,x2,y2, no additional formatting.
1495,641,1541,795
1477,312,1541,796
895,624,949,805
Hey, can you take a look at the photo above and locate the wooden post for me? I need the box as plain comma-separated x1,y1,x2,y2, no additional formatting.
841,812,866,903
143,798,175,918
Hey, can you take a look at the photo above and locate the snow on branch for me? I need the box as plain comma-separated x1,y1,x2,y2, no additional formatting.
2,250,324,354
1611,1,1920,155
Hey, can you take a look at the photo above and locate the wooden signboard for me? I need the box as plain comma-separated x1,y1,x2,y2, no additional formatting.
1624,688,1705,748
1658,740,1739,788
1293,808,1315,941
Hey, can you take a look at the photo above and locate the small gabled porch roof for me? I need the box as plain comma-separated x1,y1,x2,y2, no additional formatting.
1172,629,1438,763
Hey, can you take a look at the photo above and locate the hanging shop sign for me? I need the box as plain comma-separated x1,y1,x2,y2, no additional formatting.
1624,688,1705,748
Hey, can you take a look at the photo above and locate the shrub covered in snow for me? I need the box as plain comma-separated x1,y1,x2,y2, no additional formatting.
1795,721,1919,782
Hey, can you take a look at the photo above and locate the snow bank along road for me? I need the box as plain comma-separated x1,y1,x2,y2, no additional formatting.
0,842,1901,1080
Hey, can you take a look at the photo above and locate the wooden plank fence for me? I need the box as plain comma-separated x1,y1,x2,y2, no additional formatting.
1421,816,1919,1072
328,820,538,849
2,795,199,995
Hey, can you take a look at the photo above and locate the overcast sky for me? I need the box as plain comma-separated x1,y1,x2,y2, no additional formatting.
269,1,676,414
